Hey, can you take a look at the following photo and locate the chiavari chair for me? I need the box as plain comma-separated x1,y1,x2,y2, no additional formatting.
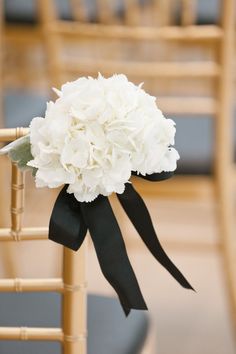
0,130,149,354
0,127,87,354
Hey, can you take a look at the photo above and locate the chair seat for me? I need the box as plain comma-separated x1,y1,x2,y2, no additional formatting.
5,0,219,25
4,0,98,24
4,90,48,128
174,115,214,175
174,114,236,175
0,293,149,354
4,0,73,23
88,295,148,354
175,0,219,25
195,0,220,25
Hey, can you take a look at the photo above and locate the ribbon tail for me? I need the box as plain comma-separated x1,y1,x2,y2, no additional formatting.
80,195,147,315
117,183,194,291
49,185,88,251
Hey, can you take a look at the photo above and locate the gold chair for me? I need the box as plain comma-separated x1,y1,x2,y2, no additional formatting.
37,0,236,335
0,128,87,354
0,0,3,127
0,130,149,354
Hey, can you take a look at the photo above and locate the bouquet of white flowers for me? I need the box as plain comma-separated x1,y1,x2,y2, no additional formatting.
1,74,193,314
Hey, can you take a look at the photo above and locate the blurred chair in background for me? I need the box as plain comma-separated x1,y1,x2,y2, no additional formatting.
1,1,48,129
36,0,236,335
0,0,3,128
0,1,49,237
3,0,72,91
0,128,149,354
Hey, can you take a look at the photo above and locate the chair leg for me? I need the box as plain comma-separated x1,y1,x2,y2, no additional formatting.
62,242,87,354
0,157,9,227
216,179,236,338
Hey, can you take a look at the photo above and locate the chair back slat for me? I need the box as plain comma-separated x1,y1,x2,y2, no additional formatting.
37,0,57,23
124,0,141,25
96,0,116,23
156,0,173,26
69,0,88,22
11,163,25,235
181,0,197,25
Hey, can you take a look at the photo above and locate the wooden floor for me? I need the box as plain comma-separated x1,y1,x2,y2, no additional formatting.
88,195,236,354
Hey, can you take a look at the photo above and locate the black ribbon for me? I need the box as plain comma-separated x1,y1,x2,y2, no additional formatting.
117,183,194,290
132,171,174,181
49,172,194,315
49,185,87,251
80,196,147,315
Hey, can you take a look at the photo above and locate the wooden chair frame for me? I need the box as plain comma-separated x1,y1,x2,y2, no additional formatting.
38,0,223,114
0,128,87,354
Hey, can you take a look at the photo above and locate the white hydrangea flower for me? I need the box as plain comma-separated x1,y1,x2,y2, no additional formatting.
27,74,179,202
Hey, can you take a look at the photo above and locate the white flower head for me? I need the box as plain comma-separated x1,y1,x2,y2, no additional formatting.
27,74,179,202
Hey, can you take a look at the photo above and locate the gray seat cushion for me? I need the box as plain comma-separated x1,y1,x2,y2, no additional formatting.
195,0,220,25
4,0,98,23
174,114,236,175
0,293,149,354
5,0,220,25
4,90,48,128
175,0,220,25
174,116,214,175
4,0,73,23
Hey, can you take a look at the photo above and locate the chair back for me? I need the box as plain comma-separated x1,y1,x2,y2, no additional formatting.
37,0,234,118
0,128,87,354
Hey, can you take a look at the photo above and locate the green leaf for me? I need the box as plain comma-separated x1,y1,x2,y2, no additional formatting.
0,135,37,174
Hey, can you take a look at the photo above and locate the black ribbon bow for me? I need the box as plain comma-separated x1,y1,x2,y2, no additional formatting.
49,172,194,315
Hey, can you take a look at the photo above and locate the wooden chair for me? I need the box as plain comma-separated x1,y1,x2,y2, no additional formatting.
37,0,236,336
0,1,48,129
0,129,149,354
0,127,87,353
3,0,73,90
0,0,3,128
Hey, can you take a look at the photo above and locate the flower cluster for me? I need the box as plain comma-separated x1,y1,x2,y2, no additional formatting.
27,74,179,202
